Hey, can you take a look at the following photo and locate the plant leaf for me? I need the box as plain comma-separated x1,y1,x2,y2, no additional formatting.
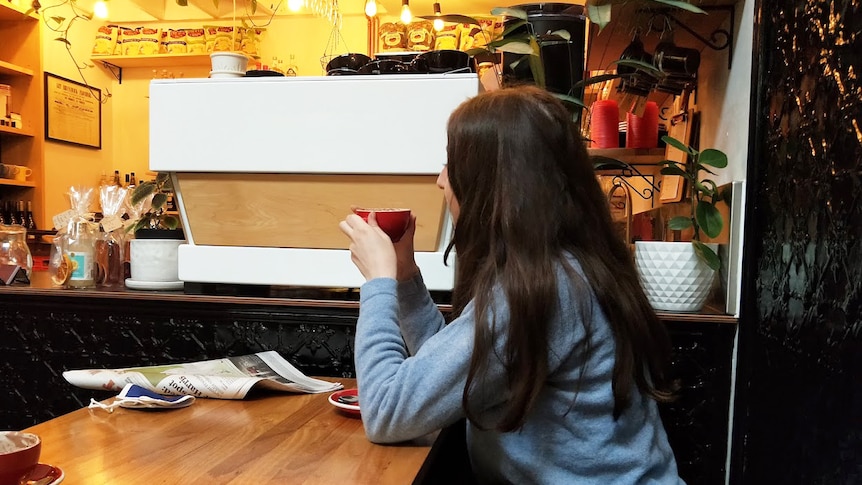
585,2,612,30
696,201,723,238
573,72,627,88
693,241,720,271
54,37,71,46
162,215,180,229
668,216,693,230
498,19,527,39
660,166,688,177
250,0,257,14
495,40,535,55
554,93,585,109
50,16,65,25
609,58,662,76
699,148,728,168
130,183,157,205
549,29,571,41
491,7,527,19
528,38,544,87
151,193,168,211
652,0,707,14
176,0,188,6
662,135,695,156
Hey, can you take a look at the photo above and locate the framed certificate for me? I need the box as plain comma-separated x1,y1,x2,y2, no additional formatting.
44,72,102,149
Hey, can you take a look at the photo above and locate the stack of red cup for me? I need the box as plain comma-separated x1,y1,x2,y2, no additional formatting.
625,101,659,148
589,100,620,148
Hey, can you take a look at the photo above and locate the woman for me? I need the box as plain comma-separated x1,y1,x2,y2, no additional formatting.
338,86,683,484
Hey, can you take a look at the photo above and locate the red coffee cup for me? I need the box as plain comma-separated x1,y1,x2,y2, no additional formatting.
0,432,41,485
353,208,411,242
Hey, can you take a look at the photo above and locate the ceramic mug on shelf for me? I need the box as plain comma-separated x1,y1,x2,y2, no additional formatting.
12,165,32,181
0,164,19,180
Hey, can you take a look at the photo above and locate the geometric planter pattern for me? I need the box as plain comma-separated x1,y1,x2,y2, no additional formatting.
635,241,718,312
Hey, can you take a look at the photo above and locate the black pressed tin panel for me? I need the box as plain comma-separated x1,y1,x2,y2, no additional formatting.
735,0,862,483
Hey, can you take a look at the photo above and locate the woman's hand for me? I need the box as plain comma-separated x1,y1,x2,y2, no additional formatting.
339,212,398,281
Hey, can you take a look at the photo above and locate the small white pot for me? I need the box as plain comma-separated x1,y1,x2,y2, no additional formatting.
210,52,248,73
129,239,183,282
634,241,718,312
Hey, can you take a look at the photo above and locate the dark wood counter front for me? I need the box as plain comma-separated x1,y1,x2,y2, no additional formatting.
1,272,736,485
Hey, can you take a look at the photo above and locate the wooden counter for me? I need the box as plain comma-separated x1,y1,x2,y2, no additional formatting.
23,378,439,485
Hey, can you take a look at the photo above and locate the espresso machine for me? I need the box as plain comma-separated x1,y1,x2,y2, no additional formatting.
148,73,479,290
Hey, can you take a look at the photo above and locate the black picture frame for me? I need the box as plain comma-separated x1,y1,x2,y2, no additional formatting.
44,72,102,149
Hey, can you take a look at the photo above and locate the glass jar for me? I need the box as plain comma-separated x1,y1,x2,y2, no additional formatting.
0,224,33,277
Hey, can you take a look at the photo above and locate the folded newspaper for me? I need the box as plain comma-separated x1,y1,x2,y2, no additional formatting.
63,351,343,399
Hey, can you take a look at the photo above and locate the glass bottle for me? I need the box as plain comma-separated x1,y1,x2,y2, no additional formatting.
66,220,96,288
26,201,37,230
0,224,33,278
129,172,137,189
16,201,26,227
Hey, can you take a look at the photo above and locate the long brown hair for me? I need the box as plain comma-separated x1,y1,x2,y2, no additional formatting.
444,86,674,431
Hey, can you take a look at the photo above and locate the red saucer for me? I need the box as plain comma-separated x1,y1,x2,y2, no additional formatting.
328,388,361,417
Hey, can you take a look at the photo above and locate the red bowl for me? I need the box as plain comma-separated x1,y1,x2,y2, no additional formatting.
0,432,41,485
353,208,411,242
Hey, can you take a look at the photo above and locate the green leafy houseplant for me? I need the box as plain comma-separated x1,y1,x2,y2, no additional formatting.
128,172,180,233
658,135,728,271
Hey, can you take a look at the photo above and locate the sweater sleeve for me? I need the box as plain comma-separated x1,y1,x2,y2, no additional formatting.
396,272,446,355
356,277,504,443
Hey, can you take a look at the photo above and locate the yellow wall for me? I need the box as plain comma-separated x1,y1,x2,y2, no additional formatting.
41,7,116,219
40,8,368,225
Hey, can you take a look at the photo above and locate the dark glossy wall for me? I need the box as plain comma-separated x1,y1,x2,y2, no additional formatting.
733,0,861,482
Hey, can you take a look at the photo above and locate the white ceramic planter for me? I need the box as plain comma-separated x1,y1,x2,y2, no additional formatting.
634,241,718,312
129,239,183,282
210,52,248,74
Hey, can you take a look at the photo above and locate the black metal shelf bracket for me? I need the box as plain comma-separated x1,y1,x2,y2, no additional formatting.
647,5,736,69
611,165,660,201
101,61,123,84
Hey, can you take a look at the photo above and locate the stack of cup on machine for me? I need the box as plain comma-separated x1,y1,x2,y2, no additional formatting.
589,99,620,149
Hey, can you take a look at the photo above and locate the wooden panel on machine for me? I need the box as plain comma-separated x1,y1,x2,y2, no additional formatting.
176,173,445,251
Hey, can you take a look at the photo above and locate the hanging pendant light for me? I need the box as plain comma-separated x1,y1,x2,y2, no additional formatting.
400,0,412,24
433,2,444,31
287,0,303,12
93,0,109,19
364,0,377,17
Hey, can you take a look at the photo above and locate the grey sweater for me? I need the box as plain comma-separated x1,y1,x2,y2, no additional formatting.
355,265,684,484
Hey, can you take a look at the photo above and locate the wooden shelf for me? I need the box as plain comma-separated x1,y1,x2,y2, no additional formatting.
588,147,666,164
0,2,38,21
92,54,212,69
0,178,36,187
0,124,35,137
0,59,34,77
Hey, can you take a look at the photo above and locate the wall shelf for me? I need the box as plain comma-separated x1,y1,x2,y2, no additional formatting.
0,125,35,137
0,2,38,21
92,54,212,69
0,60,34,77
93,54,212,84
0,178,36,188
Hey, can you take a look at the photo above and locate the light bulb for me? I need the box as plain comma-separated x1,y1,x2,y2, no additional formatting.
400,0,411,24
433,2,443,31
287,0,303,12
93,0,109,19
364,0,377,17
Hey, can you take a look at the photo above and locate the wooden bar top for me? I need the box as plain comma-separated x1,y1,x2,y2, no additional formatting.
24,379,436,484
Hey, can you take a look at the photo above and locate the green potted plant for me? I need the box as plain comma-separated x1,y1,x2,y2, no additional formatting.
633,135,729,312
125,172,185,290
128,172,182,236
